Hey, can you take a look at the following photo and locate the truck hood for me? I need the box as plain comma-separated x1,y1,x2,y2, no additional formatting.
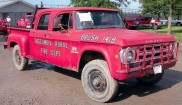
77,28,175,47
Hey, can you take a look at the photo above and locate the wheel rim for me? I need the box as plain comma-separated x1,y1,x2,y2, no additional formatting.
15,50,22,65
88,69,107,95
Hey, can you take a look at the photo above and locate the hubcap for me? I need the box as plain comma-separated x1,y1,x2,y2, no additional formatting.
88,70,107,94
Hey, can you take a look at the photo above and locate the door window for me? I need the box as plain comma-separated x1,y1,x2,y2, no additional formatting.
37,14,50,30
53,13,73,31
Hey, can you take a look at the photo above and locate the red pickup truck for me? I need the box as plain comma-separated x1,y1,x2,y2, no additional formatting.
124,16,162,30
7,7,179,102
0,19,9,34
17,15,33,28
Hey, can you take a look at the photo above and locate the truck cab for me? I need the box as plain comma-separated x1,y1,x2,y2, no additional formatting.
7,7,179,102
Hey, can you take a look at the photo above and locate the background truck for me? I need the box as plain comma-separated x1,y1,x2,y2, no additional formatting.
6,7,179,102
17,15,33,28
124,16,162,30
0,19,9,34
160,18,182,26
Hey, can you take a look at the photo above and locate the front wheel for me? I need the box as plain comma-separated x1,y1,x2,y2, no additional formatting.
176,22,182,26
12,45,28,71
81,60,118,102
136,71,164,85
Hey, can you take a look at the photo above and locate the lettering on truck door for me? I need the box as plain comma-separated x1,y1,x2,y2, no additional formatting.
44,12,72,68
29,13,51,61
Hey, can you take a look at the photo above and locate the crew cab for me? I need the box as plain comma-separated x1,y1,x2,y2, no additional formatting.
17,15,33,28
7,7,179,102
124,16,162,29
0,19,9,34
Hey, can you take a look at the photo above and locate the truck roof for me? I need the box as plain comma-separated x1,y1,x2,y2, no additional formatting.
37,7,118,13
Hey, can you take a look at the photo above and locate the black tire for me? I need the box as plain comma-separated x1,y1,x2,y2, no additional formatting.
81,60,118,102
3,31,8,35
176,22,181,26
130,26,136,30
136,71,164,85
12,45,28,71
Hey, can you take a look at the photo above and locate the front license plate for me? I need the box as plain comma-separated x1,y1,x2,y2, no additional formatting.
153,65,162,74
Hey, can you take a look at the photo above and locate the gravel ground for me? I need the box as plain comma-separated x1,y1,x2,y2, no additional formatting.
0,34,182,105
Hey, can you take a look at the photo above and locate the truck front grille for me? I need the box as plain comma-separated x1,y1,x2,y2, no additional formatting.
128,43,178,69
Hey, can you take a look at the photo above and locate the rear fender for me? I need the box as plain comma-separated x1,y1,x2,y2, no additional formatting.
8,34,29,57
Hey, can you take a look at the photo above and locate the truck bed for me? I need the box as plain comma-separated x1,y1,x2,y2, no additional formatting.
8,27,31,36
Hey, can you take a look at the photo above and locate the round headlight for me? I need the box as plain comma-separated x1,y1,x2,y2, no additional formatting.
120,49,135,64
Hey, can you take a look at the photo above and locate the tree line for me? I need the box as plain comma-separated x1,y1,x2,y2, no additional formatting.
70,0,182,34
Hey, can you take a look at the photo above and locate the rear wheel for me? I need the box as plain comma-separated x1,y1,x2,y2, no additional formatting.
12,45,28,71
129,26,136,30
176,22,181,26
81,60,118,102
136,71,164,85
3,31,8,35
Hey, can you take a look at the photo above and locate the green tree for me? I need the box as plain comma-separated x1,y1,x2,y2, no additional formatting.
139,0,182,35
70,0,135,9
70,0,115,8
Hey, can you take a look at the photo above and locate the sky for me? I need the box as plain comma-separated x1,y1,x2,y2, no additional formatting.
24,0,140,9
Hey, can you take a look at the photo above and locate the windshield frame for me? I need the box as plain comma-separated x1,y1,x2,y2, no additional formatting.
75,10,125,30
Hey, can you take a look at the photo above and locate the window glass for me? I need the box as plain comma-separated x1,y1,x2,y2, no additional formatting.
25,16,33,21
53,13,73,31
76,11,124,29
37,14,50,30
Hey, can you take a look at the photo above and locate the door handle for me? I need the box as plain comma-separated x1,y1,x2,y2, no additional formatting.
31,31,35,34
44,33,51,37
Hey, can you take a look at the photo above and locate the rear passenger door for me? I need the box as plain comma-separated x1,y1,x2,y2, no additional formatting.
29,13,51,61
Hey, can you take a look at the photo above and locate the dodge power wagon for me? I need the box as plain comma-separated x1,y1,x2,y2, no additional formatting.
7,7,179,102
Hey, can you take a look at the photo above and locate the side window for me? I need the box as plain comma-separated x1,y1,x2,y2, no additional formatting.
53,13,73,31
37,14,50,30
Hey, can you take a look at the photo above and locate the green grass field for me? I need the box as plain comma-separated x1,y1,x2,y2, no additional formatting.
136,26,182,42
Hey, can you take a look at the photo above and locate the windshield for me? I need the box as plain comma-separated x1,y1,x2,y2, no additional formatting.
25,16,33,21
76,11,125,29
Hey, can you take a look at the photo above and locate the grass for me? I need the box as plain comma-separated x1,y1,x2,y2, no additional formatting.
136,26,182,42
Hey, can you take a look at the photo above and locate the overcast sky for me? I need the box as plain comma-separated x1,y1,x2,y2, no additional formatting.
24,0,140,9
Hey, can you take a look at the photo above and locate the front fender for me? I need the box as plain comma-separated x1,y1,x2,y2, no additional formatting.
7,34,29,57
78,44,121,79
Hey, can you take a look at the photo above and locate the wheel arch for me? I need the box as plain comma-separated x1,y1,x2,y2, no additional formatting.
78,49,114,77
8,34,30,57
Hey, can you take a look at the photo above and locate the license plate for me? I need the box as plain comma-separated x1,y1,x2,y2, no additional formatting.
153,65,162,74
